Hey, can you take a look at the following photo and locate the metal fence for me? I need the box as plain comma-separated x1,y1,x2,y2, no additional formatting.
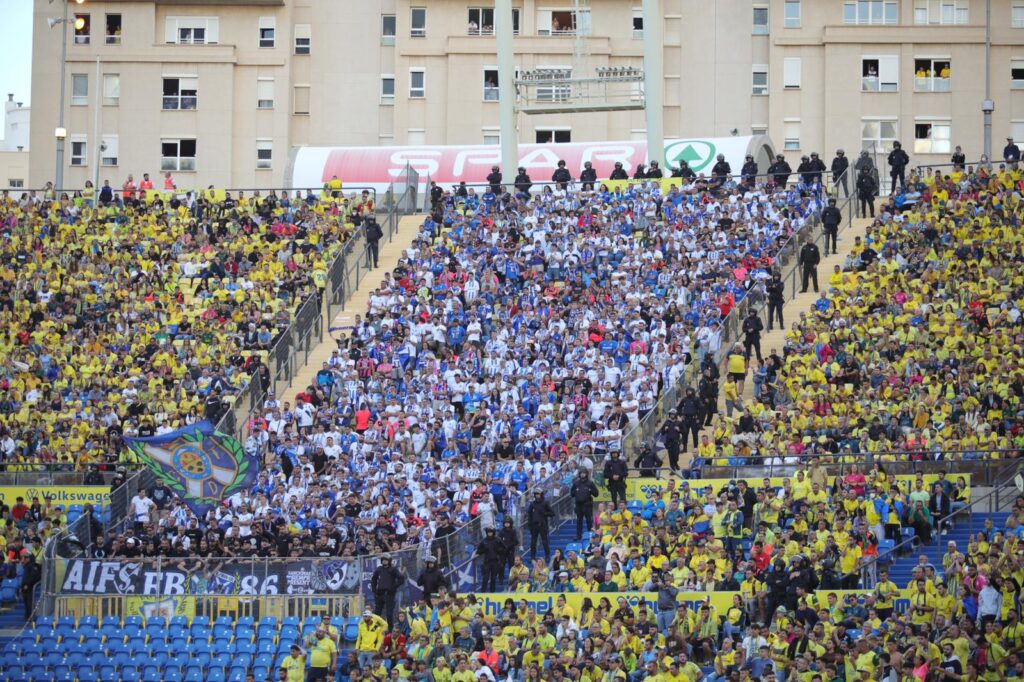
699,451,1021,486
52,594,362,624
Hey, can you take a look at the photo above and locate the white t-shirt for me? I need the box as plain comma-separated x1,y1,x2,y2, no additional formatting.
131,495,156,522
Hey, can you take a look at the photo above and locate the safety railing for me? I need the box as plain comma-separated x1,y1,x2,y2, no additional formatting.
857,473,1023,588
0,468,136,485
51,594,363,624
699,451,1021,487
10,185,378,204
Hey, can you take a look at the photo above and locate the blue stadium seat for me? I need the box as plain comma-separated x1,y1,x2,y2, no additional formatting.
122,666,141,682
234,654,253,670
193,651,212,668
281,616,299,629
252,667,269,682
146,623,167,641
213,623,233,639
79,615,98,629
191,615,210,628
254,654,273,669
236,616,255,629
257,616,277,629
164,669,183,682
142,667,162,682
44,652,64,668
208,667,227,682
170,615,188,627
66,652,86,668
344,620,358,642
168,623,187,639
123,624,143,640
35,616,55,630
78,668,99,682
214,615,233,627
28,664,49,680
228,666,248,682
169,638,190,656
54,664,76,681
565,542,582,554
279,626,298,642
257,639,275,654
7,669,28,682
212,652,233,669
123,616,143,629
191,625,211,642
56,615,76,628
184,665,205,682
101,616,121,628
98,663,118,681
100,624,121,642
236,639,256,655
147,616,166,628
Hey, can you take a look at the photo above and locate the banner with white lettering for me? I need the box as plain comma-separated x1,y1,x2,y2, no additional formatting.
59,558,362,596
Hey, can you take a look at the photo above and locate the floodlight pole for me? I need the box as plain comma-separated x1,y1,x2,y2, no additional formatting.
496,0,519,182
642,0,664,168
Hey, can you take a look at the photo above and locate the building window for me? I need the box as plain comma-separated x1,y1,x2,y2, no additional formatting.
483,68,500,101
483,129,500,145
71,74,88,106
381,76,395,103
752,6,769,34
784,0,801,27
1014,1,1024,28
166,17,219,45
259,16,276,48
161,139,197,172
862,119,898,154
103,74,119,106
783,57,801,88
1012,121,1024,141
8,180,24,189
914,58,951,92
632,9,644,38
100,135,118,166
1012,59,1024,89
410,7,426,37
914,121,951,154
752,66,768,95
783,120,800,150
467,8,520,35
382,15,396,44
752,125,768,136
105,14,122,44
74,14,90,44
256,140,273,169
407,129,426,145
537,9,591,36
162,77,198,110
536,129,571,143
409,69,426,98
70,137,87,166
294,24,311,54
257,78,274,109
914,0,968,24
862,56,898,92
844,1,898,24
293,86,310,114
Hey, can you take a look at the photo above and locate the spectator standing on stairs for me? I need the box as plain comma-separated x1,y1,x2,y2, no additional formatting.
698,368,719,427
20,554,41,620
678,387,702,454
857,166,878,219
527,490,554,560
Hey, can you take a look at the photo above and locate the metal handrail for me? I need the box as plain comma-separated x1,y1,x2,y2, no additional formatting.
6,184,378,200
857,474,1022,588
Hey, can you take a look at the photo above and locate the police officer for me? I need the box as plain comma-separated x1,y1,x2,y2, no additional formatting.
831,149,850,197
646,160,664,178
609,161,629,180
370,555,404,626
698,368,719,428
580,161,598,190
711,153,731,182
571,469,601,539
766,272,785,331
527,490,554,560
799,240,821,293
821,197,842,255
808,152,827,184
475,527,504,592
857,166,878,219
678,387,702,452
769,154,792,187
632,163,647,179
742,308,764,364
887,141,909,192
602,451,628,508
514,167,533,194
416,556,450,604
660,409,683,472
498,517,519,574
797,155,813,185
634,441,662,477
551,160,572,190
486,166,503,195
741,154,759,185
677,160,695,181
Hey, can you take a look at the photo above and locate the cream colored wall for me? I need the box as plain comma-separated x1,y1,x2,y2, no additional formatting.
27,0,1024,188
0,152,30,189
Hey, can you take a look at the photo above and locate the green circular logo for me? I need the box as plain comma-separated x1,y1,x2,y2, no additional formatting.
664,140,718,173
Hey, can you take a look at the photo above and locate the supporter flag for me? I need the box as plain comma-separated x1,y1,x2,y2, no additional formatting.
124,420,258,517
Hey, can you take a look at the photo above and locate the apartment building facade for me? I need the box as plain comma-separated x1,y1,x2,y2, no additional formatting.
27,0,1024,188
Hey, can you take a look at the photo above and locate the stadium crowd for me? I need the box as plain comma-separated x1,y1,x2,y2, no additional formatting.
329,161,1024,682
662,160,1024,471
76,161,826,567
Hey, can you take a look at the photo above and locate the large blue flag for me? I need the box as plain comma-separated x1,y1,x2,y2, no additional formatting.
124,420,258,517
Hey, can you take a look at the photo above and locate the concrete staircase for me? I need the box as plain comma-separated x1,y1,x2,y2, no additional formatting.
282,215,425,406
